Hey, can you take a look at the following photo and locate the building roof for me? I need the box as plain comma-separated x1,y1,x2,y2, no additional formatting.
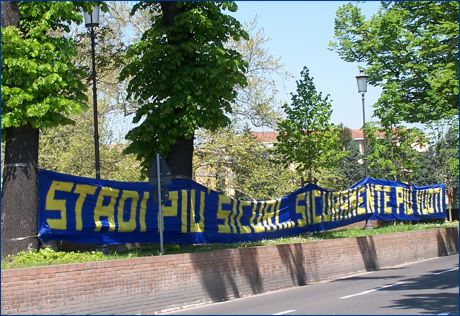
252,129,367,143
251,131,279,143
351,129,364,140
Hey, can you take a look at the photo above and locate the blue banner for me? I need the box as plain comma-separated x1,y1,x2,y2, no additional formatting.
38,169,446,245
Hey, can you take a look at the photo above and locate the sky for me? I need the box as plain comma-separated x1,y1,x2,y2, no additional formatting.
110,1,384,142
231,1,382,131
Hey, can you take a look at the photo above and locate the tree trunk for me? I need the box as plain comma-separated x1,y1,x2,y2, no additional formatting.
1,1,39,258
2,125,40,257
161,2,179,26
166,136,194,178
1,2,19,27
160,2,194,178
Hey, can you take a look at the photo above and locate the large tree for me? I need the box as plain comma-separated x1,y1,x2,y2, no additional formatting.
330,2,458,125
276,66,344,185
1,2,89,257
120,2,248,177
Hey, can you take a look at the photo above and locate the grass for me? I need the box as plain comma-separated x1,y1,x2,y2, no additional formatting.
2,220,457,269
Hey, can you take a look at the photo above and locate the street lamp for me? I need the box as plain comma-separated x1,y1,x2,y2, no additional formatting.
356,69,373,230
356,69,369,178
83,6,101,180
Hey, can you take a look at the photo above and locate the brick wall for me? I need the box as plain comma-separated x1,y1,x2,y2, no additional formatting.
1,227,458,315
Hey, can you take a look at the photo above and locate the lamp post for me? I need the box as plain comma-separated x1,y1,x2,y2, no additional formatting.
83,6,101,180
356,69,373,229
356,69,369,177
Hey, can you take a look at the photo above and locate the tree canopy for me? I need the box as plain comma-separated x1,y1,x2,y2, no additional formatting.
330,1,458,125
1,2,93,130
276,66,344,184
120,2,248,173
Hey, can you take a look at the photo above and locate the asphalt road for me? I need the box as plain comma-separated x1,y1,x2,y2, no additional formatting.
167,255,458,315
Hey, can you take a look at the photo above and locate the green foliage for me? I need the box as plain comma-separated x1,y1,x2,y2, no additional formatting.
330,2,459,124
1,248,112,269
314,221,456,239
120,2,248,172
39,101,145,182
194,128,299,200
365,123,426,182
276,66,345,183
412,119,458,190
1,2,90,130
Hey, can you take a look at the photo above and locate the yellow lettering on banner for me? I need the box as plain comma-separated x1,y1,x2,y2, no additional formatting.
237,201,254,234
404,189,414,215
139,192,149,232
262,200,276,231
249,202,258,232
274,199,283,230
217,195,232,233
371,185,381,214
382,186,393,215
395,187,407,215
295,193,306,227
160,191,178,232
305,192,312,225
252,202,266,233
434,188,442,213
257,202,265,226
73,184,97,231
117,190,139,232
190,190,205,233
329,192,341,221
162,191,178,217
322,192,332,223
425,189,439,214
46,181,74,230
417,191,426,215
341,193,351,219
181,190,188,233
199,191,206,229
425,190,432,214
356,186,367,215
94,187,119,231
311,190,322,224
348,189,358,218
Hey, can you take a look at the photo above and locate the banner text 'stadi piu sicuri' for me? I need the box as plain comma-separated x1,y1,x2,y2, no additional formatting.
38,169,446,245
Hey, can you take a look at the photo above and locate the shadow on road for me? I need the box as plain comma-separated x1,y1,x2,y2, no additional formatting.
382,264,459,314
